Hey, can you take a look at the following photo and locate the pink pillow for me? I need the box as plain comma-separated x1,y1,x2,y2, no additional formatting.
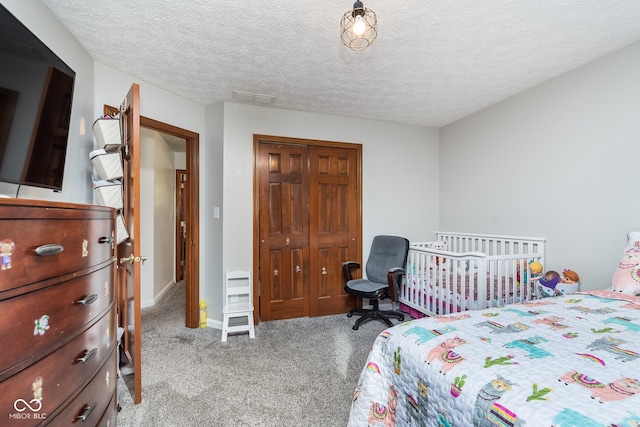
612,247,640,295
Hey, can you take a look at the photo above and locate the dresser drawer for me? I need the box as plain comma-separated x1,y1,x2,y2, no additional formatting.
0,217,114,293
0,308,115,426
44,347,117,427
0,263,114,376
96,390,118,427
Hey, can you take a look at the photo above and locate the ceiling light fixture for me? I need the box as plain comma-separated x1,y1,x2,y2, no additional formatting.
340,1,377,51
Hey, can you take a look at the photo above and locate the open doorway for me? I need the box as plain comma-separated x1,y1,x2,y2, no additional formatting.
139,121,200,328
139,128,186,309
104,104,200,328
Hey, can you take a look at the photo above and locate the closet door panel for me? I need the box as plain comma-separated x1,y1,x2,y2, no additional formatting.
309,146,359,316
258,144,310,320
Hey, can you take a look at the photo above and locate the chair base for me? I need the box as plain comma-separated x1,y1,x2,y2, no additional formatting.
221,311,255,342
347,300,404,330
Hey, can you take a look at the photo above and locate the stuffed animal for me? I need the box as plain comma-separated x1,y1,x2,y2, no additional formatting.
538,270,561,297
561,269,579,284
529,262,543,282
557,269,580,295
627,231,640,249
612,247,640,295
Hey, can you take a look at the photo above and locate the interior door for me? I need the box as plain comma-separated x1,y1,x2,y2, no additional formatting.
258,143,310,320
175,169,187,282
309,145,359,316
116,83,142,404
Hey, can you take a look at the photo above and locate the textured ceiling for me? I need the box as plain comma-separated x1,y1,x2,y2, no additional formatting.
42,0,640,127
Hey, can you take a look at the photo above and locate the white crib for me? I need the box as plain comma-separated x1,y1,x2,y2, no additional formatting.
399,232,545,317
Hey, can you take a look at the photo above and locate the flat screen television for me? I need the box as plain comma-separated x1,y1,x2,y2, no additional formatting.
0,4,75,192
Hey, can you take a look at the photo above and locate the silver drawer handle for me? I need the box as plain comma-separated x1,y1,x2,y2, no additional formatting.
35,244,64,256
77,403,97,422
77,348,98,364
98,236,114,244
77,294,98,306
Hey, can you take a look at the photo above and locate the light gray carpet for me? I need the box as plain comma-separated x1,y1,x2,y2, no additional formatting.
116,282,386,426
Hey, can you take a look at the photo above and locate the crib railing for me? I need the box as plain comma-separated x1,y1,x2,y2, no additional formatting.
436,231,545,262
400,232,545,316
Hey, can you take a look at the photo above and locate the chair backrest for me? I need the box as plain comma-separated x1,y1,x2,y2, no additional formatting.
224,270,252,304
365,235,409,284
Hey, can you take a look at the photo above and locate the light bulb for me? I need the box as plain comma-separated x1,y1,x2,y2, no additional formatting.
353,15,366,35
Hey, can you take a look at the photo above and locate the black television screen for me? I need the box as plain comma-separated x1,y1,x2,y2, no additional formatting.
0,4,75,191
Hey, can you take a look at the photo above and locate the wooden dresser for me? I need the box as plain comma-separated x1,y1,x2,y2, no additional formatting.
0,199,118,426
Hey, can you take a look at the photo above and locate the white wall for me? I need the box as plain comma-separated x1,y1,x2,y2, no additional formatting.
211,103,439,323
92,63,205,135
203,103,224,325
175,152,186,170
440,41,640,290
152,134,176,298
1,0,95,203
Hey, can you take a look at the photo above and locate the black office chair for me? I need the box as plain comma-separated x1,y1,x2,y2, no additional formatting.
343,235,409,330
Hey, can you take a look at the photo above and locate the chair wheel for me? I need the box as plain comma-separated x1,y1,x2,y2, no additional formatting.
347,312,353,318
352,325,359,330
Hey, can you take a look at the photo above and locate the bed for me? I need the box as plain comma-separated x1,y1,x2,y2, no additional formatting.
348,289,640,426
399,232,546,317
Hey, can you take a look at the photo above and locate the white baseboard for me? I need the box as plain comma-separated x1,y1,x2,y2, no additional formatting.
141,280,175,308
141,298,155,308
206,319,223,330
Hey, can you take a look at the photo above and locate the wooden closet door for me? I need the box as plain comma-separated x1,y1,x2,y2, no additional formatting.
309,146,359,316
258,143,310,320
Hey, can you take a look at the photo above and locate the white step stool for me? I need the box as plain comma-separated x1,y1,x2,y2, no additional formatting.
221,270,255,342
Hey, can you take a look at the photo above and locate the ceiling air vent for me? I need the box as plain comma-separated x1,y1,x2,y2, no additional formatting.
232,90,275,104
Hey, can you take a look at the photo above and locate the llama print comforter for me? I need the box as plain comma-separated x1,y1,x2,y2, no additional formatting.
348,290,640,426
